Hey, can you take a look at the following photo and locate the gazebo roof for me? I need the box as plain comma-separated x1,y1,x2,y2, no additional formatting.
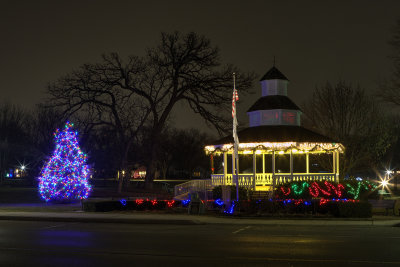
247,95,301,112
210,125,337,145
260,66,289,81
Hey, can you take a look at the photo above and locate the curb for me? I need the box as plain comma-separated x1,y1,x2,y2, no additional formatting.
0,213,399,226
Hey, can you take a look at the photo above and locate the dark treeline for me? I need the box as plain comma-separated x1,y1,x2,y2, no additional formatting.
0,102,215,184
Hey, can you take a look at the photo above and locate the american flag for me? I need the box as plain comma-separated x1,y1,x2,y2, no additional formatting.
232,88,239,118
232,74,240,202
232,86,239,148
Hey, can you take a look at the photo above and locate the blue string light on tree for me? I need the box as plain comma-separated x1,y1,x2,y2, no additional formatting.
38,122,92,202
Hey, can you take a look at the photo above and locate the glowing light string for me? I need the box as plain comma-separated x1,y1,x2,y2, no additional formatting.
281,187,291,196
38,122,91,202
279,181,371,199
291,182,309,195
205,141,344,154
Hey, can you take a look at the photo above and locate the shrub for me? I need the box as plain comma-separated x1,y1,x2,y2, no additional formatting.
342,179,379,200
331,201,372,218
238,199,372,217
82,199,181,212
275,180,379,200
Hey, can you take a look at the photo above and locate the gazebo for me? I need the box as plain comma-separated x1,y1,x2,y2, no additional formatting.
205,66,344,191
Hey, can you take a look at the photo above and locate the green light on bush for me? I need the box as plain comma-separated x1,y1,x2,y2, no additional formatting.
291,182,309,195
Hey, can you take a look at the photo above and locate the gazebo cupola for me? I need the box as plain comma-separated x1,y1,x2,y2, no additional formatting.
247,66,302,127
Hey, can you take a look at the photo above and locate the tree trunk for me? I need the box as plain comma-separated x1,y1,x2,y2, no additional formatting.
117,170,124,193
117,157,127,194
145,159,157,189
144,139,160,190
117,137,134,193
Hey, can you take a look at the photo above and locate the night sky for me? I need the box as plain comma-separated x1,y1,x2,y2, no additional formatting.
1,0,400,134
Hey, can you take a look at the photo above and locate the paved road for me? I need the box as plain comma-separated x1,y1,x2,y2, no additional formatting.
1,220,400,266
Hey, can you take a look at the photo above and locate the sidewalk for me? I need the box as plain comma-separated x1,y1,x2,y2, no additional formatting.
0,204,399,226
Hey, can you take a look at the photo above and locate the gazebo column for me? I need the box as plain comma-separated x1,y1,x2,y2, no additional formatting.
253,151,256,190
232,151,239,185
336,151,340,183
332,151,336,183
272,151,276,188
232,152,235,186
223,152,227,184
262,152,265,184
210,154,214,174
221,152,231,207
306,152,309,181
290,150,293,182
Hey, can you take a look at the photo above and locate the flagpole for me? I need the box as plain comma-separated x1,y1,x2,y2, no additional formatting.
233,73,239,202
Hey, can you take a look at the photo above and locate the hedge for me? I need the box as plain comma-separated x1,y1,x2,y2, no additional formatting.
82,199,180,212
221,199,372,218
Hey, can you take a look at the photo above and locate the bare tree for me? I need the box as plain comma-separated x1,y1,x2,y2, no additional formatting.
303,81,394,176
378,18,400,105
47,55,151,192
134,32,254,188
155,127,212,179
47,31,254,189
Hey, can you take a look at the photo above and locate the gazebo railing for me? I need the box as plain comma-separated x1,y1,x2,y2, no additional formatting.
174,179,212,199
274,173,336,184
211,173,336,189
211,174,255,189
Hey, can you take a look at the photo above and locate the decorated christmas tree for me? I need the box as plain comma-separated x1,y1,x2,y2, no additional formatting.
38,122,91,202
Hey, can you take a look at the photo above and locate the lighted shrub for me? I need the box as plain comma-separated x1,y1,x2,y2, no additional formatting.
275,180,378,200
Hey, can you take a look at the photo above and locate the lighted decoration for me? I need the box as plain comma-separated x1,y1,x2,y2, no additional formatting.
224,201,236,214
308,181,344,198
215,198,224,207
319,198,359,206
38,122,91,202
166,200,175,208
182,199,191,206
277,180,374,200
292,182,309,195
280,187,291,196
275,198,359,207
205,141,344,154
345,181,376,200
120,199,127,206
